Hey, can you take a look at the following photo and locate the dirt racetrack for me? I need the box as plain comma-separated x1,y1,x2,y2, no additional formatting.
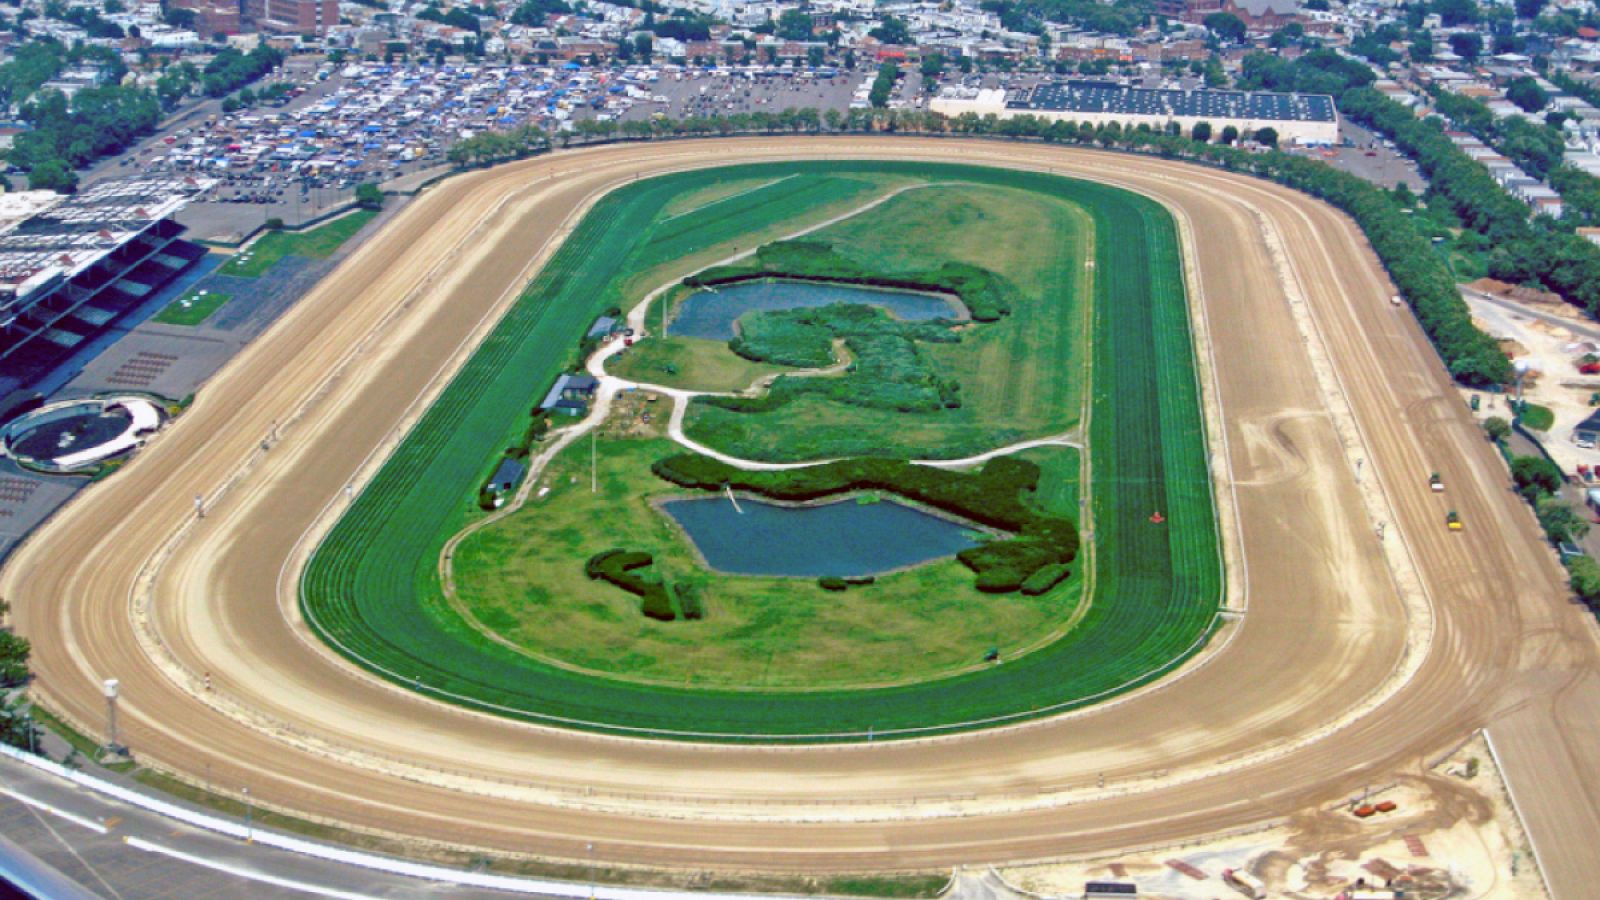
5,139,1599,880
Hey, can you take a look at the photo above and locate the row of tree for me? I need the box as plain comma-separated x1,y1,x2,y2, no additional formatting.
1339,87,1600,319
0,599,35,751
2,40,284,193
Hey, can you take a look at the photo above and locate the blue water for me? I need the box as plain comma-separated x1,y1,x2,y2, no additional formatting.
661,495,981,577
668,280,961,341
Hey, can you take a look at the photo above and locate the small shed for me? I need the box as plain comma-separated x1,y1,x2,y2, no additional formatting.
539,373,573,411
564,374,599,398
586,316,618,339
1575,409,1600,445
488,457,526,493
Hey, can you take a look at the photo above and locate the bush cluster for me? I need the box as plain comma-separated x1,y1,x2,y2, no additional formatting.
653,453,1077,594
710,303,963,415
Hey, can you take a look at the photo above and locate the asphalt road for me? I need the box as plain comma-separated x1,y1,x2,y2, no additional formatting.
2,139,1596,893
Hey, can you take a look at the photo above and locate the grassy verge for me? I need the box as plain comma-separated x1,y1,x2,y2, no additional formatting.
454,435,1082,688
152,288,232,326
303,161,1219,739
131,768,946,895
222,210,379,277
32,706,135,772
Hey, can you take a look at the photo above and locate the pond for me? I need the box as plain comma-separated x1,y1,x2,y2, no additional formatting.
668,280,963,341
660,495,982,577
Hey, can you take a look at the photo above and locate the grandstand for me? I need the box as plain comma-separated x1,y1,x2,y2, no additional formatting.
0,177,214,415
930,79,1340,145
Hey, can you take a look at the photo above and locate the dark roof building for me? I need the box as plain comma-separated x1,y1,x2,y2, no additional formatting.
934,79,1339,145
1011,80,1335,128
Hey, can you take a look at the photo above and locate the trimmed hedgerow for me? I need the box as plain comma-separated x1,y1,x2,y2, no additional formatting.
819,576,849,591
653,453,1076,594
1020,563,1072,596
585,549,675,621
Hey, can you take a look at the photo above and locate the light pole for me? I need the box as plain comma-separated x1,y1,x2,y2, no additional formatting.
101,678,123,759
243,786,253,843
587,842,595,900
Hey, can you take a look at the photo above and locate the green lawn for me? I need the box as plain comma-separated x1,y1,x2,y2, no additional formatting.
301,161,1220,740
222,210,378,278
657,174,790,218
152,288,232,326
1520,401,1555,432
681,183,1092,460
453,436,1081,688
608,334,789,393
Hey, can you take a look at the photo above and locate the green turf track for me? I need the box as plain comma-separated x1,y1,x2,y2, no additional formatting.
301,161,1222,741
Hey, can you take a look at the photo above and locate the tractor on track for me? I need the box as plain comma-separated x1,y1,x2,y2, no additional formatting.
1446,510,1463,531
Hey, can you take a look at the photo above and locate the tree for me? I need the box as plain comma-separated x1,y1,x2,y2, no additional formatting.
1516,0,1546,18
1255,126,1279,147
1506,76,1549,113
869,15,911,46
510,0,568,26
1565,554,1600,604
776,8,812,41
808,46,825,68
633,34,653,63
1537,496,1589,543
1483,416,1511,442
1411,33,1435,62
1511,454,1564,500
0,629,29,688
1449,31,1484,61
1191,121,1213,142
1220,124,1239,145
1203,12,1247,44
163,5,195,29
869,61,898,108
1435,0,1480,26
27,158,76,192
355,182,384,209
921,53,945,80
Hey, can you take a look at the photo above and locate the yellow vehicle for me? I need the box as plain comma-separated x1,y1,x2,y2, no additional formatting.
1447,510,1463,531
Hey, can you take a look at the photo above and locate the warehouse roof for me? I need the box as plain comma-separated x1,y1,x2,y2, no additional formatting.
1008,80,1337,124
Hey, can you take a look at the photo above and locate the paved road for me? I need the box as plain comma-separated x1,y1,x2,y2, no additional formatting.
1,139,1596,893
0,750,516,898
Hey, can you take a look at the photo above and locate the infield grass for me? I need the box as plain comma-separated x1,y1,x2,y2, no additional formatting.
222,210,378,278
681,183,1091,461
453,436,1081,688
301,161,1221,739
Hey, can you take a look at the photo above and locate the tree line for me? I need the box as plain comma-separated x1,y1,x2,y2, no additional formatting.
2,41,283,193
448,100,1510,385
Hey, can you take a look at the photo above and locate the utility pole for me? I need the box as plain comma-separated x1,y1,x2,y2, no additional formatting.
101,679,123,759
591,428,597,493
243,786,253,843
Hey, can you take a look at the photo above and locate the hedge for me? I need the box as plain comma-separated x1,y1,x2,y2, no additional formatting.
585,549,675,621
1020,563,1072,596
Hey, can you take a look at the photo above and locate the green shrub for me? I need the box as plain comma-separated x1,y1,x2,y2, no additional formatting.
818,576,849,591
1020,563,1071,595
676,584,706,620
641,590,676,621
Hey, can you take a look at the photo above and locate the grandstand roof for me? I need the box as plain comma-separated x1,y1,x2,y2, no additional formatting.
1007,80,1337,124
0,177,214,317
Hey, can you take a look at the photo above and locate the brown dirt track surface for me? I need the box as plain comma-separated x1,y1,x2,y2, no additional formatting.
5,139,1600,883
